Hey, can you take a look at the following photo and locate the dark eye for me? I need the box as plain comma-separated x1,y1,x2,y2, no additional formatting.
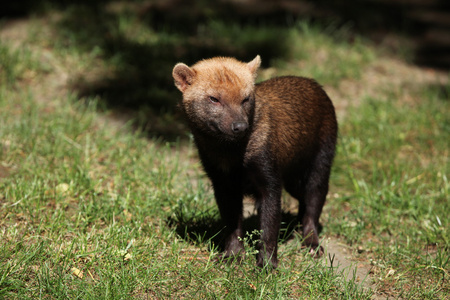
209,96,219,104
242,97,250,104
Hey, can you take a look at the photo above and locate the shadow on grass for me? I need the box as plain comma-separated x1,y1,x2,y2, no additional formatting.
5,1,446,141
167,209,316,254
427,82,450,102
47,1,295,141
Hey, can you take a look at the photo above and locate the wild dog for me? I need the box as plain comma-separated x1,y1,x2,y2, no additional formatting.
173,56,337,268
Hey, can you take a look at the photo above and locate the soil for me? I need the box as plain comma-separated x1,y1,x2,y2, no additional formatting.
243,201,382,298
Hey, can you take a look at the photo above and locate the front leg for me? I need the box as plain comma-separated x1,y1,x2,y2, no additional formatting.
246,159,282,269
256,185,282,268
210,173,245,260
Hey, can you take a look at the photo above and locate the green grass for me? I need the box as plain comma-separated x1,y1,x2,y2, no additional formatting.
327,92,449,298
270,21,376,85
0,41,46,87
1,1,449,299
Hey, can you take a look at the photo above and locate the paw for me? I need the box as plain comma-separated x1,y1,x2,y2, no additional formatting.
308,245,324,258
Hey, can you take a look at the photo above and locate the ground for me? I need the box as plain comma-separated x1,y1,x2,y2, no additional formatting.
1,5,448,299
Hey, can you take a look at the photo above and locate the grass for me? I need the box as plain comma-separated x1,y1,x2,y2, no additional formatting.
327,93,449,298
1,1,449,299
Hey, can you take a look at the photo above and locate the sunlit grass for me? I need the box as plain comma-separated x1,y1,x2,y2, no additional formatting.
1,2,449,298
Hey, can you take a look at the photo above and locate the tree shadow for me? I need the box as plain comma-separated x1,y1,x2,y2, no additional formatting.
49,0,449,142
313,0,450,69
3,0,446,141
49,1,294,141
426,82,450,102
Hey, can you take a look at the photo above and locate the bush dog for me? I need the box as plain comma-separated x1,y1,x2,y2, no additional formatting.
172,56,337,268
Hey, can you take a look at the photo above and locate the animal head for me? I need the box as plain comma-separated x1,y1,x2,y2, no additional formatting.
173,56,261,141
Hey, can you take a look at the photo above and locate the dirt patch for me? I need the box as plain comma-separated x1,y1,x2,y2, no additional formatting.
0,164,11,178
325,57,449,121
244,201,383,298
321,238,377,296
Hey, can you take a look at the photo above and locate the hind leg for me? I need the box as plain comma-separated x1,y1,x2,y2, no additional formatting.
286,181,324,255
286,152,333,256
302,147,335,255
300,177,328,256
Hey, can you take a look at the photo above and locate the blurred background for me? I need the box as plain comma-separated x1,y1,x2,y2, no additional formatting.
1,0,449,139
3,0,449,67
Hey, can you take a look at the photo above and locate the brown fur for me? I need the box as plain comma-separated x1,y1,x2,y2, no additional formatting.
173,56,337,268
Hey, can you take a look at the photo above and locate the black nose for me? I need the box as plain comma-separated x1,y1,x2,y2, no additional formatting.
231,121,248,133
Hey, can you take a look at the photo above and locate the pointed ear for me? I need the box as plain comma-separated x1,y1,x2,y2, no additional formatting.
247,55,261,79
173,63,196,92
